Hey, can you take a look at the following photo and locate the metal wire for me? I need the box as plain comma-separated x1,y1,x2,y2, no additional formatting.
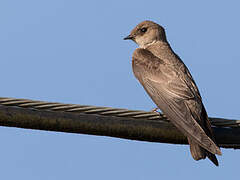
0,97,239,127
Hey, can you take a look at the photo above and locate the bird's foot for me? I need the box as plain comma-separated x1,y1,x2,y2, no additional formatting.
151,107,166,118
151,107,160,112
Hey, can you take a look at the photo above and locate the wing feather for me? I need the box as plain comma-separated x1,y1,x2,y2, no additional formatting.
132,48,221,155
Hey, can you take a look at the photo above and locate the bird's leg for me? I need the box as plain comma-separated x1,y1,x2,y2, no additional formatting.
151,107,166,118
151,107,160,112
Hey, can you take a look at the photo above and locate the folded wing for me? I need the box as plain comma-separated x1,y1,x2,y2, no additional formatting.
132,48,221,155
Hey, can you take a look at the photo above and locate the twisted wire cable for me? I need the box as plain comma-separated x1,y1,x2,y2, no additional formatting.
0,97,166,120
0,97,239,149
0,97,239,127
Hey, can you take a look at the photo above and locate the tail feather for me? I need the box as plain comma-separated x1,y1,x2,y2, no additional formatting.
188,138,206,160
186,105,221,166
188,138,219,166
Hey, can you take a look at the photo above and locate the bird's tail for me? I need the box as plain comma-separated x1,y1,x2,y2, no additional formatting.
188,138,219,166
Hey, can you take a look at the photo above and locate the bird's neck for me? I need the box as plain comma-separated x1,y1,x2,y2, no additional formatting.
140,40,158,49
146,41,178,63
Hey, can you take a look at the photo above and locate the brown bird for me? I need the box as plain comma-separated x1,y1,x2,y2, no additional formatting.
124,20,222,166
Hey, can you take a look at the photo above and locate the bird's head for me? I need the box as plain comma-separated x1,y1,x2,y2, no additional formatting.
124,20,167,48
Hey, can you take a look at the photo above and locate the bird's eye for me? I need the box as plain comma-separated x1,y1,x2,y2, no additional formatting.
140,27,147,33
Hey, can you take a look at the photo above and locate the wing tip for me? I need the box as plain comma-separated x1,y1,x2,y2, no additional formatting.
216,148,222,156
210,144,222,156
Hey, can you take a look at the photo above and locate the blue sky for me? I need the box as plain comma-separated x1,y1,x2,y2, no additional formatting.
0,0,240,179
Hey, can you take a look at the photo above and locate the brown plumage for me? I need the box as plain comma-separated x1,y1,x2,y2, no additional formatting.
124,20,221,166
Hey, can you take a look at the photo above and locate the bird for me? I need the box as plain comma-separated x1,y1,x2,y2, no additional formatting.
124,20,222,166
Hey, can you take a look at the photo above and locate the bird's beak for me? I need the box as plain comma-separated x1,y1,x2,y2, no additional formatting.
123,34,133,40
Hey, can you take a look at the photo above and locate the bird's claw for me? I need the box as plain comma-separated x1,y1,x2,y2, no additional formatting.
151,107,160,112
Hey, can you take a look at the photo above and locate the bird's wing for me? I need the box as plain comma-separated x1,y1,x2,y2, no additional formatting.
132,48,221,155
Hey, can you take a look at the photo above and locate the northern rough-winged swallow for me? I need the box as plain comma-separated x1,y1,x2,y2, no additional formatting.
124,20,221,166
